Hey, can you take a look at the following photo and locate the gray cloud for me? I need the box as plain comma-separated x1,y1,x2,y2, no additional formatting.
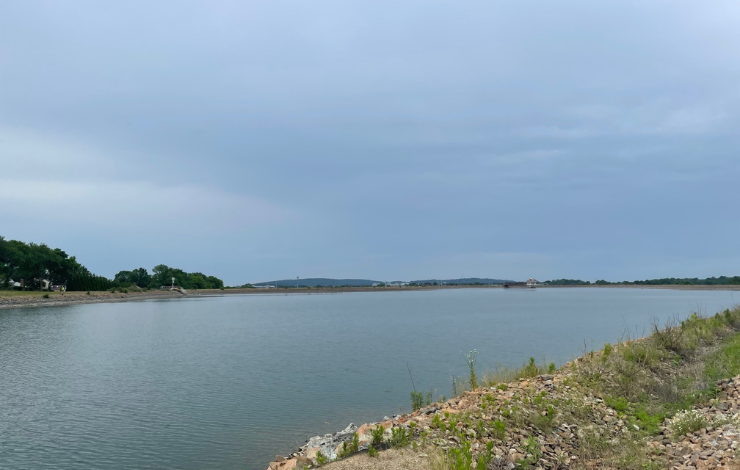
1,0,739,283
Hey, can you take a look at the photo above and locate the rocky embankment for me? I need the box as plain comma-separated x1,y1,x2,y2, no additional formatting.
266,372,740,470
0,289,187,309
655,377,740,469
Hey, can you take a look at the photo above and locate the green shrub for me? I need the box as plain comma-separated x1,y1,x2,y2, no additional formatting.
411,391,425,411
520,436,541,465
338,441,349,458
42,293,49,299
524,357,539,377
316,451,329,466
432,413,445,431
390,427,409,448
603,343,613,361
371,425,385,446
492,419,505,440
447,439,473,470
476,441,494,470
605,396,629,412
349,432,359,453
368,445,378,457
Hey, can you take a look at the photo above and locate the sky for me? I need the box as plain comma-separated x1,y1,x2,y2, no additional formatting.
1,1,739,285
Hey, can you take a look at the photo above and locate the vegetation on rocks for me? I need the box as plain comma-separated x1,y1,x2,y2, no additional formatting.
268,306,740,470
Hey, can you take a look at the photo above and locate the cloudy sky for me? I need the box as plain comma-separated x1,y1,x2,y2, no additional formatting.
1,1,738,285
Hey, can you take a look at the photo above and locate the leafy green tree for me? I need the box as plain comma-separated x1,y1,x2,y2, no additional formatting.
130,268,151,287
2,236,224,291
114,270,133,285
151,264,172,288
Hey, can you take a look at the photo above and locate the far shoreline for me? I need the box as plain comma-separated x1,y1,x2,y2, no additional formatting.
1,283,739,311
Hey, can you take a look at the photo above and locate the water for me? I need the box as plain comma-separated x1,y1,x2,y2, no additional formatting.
0,287,735,469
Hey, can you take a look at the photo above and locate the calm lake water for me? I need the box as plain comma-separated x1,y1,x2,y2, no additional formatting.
0,287,736,469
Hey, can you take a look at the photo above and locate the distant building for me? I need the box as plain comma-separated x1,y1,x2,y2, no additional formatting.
526,278,539,288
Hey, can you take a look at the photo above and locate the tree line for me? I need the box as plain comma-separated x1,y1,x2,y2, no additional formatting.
1,236,223,291
114,265,224,290
544,276,740,286
0,236,113,291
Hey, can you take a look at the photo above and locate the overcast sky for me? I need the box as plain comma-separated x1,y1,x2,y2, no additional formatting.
1,1,739,285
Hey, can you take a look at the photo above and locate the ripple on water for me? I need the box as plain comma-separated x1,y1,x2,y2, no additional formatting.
0,289,735,469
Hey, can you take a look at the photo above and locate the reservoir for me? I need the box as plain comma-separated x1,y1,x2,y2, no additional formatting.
0,287,736,469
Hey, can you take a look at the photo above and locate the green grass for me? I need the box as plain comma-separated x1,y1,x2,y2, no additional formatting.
704,329,740,382
573,306,740,441
0,290,56,297
411,390,433,411
604,395,629,412
481,357,555,387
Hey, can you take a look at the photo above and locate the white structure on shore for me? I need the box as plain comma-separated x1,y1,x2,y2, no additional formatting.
526,278,539,288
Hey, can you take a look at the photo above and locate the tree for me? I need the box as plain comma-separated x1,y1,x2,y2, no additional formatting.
151,264,172,288
114,270,134,286
130,268,151,287
1,236,225,292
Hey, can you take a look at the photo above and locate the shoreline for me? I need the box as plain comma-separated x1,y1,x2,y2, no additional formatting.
266,305,740,470
0,289,188,310
1,283,738,310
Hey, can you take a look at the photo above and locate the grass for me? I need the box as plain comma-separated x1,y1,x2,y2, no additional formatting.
562,305,740,469
411,390,433,411
0,290,119,298
0,290,57,297
481,357,555,387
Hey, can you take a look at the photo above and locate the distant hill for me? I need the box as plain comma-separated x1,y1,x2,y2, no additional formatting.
253,278,380,287
251,277,511,287
409,277,509,285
